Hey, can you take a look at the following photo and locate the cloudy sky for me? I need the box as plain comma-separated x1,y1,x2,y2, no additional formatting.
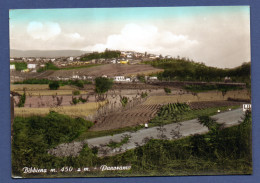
9,6,250,68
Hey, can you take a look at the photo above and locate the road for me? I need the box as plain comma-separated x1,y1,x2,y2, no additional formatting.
48,108,245,157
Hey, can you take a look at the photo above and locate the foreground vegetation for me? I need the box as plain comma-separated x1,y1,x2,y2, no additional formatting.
12,110,252,177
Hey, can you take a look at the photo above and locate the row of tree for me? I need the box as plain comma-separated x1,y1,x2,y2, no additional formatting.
145,59,251,83
80,50,121,61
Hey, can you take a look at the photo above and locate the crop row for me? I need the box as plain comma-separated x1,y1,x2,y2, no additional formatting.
157,103,190,117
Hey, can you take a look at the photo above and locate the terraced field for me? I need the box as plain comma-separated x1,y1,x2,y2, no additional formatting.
144,90,250,105
90,104,162,131
189,101,245,110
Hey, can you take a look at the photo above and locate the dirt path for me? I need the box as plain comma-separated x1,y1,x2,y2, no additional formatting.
48,108,245,157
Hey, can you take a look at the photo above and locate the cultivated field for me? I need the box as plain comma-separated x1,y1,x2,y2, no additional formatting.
144,90,250,105
90,104,161,131
11,84,88,96
47,64,163,78
14,101,107,118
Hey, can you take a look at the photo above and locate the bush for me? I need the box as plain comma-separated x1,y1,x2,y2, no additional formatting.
137,74,146,83
12,112,93,175
141,92,148,98
164,87,171,94
95,77,113,94
73,90,80,95
49,81,60,90
120,96,128,107
37,62,59,72
18,91,26,107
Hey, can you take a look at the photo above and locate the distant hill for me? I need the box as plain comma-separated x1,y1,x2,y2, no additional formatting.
10,49,90,58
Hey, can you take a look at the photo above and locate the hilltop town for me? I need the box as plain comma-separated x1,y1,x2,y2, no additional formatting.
10,50,172,83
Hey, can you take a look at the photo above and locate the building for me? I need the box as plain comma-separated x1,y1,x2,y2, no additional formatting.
114,76,131,82
27,64,36,69
114,76,125,82
72,75,80,79
149,76,158,80
69,57,74,61
120,60,129,64
10,64,15,70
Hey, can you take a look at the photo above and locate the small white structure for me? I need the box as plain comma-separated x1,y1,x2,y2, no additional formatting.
149,76,158,80
51,58,56,62
125,78,131,82
127,54,132,58
145,123,148,128
10,65,15,70
102,75,108,78
69,57,74,61
72,75,80,79
27,64,36,69
243,104,252,112
114,76,125,82
10,58,14,61
165,55,172,59
114,76,131,82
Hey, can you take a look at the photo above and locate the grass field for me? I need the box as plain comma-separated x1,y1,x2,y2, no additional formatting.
144,90,250,105
14,101,107,118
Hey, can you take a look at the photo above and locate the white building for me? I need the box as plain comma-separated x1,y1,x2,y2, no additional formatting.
114,76,131,82
114,76,125,82
27,64,36,69
72,75,80,79
69,57,74,61
10,65,15,70
149,76,158,80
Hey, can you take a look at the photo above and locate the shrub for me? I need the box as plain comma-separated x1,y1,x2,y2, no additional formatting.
141,92,148,98
49,81,60,90
73,90,80,95
120,96,128,107
137,74,146,83
18,91,26,107
74,80,84,88
79,96,87,103
164,87,171,94
95,77,113,94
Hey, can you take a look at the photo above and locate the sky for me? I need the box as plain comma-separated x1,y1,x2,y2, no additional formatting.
9,6,250,68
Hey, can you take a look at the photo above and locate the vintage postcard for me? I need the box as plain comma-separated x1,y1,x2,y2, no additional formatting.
9,6,251,178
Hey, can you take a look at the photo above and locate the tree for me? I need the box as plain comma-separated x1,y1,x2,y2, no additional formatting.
49,81,60,90
95,77,113,101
